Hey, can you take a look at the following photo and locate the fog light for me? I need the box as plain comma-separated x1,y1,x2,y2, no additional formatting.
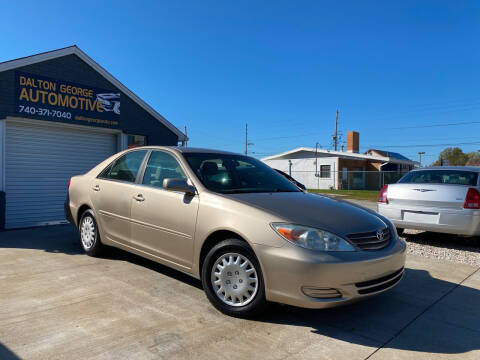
301,286,342,299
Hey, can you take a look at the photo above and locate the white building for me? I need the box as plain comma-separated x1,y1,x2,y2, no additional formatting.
262,132,417,190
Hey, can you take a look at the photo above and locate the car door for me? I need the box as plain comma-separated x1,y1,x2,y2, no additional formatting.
90,150,148,246
130,150,199,269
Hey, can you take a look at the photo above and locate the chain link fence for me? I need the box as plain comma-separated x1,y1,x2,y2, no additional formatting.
288,170,410,191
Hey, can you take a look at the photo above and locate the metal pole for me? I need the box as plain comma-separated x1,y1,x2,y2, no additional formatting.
334,109,338,151
418,151,425,167
184,126,188,147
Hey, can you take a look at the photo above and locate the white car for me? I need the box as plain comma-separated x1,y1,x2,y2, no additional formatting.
377,167,480,236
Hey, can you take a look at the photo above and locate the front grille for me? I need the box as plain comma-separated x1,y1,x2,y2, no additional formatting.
355,267,404,295
347,227,391,250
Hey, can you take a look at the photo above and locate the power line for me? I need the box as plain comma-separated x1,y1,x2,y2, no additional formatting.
361,141,480,149
256,99,480,132
252,120,480,142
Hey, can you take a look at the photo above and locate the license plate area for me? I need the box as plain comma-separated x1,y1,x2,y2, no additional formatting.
402,210,439,224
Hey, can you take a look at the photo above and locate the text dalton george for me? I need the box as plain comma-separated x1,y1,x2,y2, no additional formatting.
18,75,106,113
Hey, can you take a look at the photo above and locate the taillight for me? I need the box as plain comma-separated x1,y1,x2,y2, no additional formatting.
464,188,480,209
68,178,71,189
377,185,388,203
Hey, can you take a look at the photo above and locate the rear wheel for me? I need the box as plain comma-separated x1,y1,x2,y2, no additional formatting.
79,209,104,256
201,239,266,318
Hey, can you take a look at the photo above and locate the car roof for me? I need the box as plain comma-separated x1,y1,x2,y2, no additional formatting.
128,146,239,155
412,166,480,172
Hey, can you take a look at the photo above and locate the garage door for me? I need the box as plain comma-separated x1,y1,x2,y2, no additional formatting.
5,121,117,229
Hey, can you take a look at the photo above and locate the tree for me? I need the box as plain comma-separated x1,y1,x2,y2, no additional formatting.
432,147,468,166
466,151,480,166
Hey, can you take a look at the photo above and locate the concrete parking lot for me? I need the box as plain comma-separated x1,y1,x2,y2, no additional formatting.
1,225,479,360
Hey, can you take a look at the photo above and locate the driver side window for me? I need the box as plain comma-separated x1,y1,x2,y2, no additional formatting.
142,151,187,188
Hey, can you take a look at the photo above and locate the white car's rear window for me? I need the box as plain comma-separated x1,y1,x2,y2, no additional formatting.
399,170,478,186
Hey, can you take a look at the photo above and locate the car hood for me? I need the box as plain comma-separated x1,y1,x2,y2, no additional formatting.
225,192,387,238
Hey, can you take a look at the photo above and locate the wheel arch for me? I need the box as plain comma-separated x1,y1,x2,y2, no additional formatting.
77,204,92,226
198,230,251,277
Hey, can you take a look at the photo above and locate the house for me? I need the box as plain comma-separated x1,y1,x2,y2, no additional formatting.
262,131,417,190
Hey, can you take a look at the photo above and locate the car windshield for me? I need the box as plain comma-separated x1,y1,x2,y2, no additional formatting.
183,153,301,194
399,170,478,186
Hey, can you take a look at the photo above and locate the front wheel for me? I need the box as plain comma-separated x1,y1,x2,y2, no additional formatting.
201,239,266,318
79,209,104,257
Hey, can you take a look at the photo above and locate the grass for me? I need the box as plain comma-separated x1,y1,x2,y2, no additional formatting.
308,189,379,202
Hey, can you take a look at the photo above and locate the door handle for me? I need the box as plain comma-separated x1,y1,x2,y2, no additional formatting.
92,184,100,191
133,194,145,202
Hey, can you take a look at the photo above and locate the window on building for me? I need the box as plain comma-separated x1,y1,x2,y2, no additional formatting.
320,165,331,178
128,134,146,148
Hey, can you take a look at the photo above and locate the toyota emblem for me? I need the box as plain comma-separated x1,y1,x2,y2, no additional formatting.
376,230,385,241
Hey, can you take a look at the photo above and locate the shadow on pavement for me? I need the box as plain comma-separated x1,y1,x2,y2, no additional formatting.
258,267,480,355
0,343,21,360
0,224,80,255
103,245,204,290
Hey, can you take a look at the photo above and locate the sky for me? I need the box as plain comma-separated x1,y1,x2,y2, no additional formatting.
1,1,479,164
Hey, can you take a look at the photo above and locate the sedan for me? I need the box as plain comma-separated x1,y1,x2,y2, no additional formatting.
66,147,406,317
377,166,480,236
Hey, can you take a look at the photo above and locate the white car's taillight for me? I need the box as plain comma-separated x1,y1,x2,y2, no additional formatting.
464,187,480,209
377,185,388,203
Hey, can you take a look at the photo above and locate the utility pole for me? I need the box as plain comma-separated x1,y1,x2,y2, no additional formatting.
244,123,254,155
418,151,425,167
332,109,339,151
184,126,188,147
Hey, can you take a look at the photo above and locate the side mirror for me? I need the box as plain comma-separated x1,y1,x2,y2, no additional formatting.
163,178,196,196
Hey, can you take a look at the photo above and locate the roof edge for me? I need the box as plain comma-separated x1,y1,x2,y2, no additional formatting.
262,147,418,165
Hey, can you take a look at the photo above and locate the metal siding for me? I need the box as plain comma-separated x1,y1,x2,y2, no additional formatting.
5,122,116,228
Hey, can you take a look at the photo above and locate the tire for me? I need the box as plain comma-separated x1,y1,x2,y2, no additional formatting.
396,227,405,236
201,239,267,318
78,209,104,257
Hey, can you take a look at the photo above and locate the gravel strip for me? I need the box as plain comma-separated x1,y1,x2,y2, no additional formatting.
403,230,480,267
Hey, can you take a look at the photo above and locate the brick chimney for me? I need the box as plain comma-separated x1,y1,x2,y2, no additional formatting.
346,131,359,153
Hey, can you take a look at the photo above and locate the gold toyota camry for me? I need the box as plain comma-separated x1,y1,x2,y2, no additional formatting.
66,147,406,317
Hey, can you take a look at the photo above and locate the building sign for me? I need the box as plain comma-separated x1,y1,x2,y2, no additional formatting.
15,71,120,127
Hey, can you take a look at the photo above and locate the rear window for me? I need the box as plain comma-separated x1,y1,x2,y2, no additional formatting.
399,170,478,186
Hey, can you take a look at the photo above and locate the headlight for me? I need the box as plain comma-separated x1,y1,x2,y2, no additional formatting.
271,223,356,251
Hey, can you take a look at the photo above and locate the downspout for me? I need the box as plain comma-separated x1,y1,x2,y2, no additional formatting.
379,162,388,188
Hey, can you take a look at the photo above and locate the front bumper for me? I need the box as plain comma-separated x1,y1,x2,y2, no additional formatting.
254,237,406,309
378,203,480,236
